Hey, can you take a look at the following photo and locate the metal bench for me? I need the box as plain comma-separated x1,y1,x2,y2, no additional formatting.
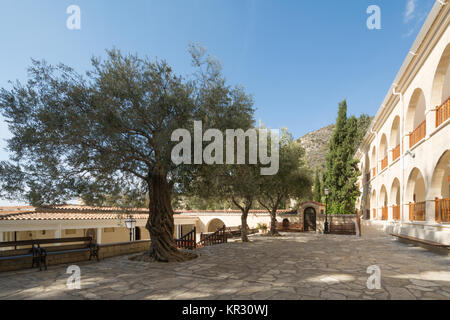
0,240,46,271
0,237,99,271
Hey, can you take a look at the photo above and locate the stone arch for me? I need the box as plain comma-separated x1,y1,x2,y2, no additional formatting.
406,88,427,133
431,43,450,108
379,185,388,208
389,116,401,148
379,134,388,160
206,218,225,233
390,178,401,206
406,167,427,203
371,189,377,218
429,150,450,199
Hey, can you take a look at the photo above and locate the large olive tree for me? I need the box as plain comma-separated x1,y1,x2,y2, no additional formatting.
0,46,254,262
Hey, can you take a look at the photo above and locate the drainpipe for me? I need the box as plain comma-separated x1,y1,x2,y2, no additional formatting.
369,128,377,220
393,84,405,225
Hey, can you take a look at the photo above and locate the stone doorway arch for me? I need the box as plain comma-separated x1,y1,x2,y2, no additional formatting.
303,207,316,231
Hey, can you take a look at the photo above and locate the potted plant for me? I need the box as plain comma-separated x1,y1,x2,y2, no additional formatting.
257,223,268,234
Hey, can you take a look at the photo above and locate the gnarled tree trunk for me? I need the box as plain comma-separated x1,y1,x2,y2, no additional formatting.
146,172,196,262
240,209,249,242
269,209,279,236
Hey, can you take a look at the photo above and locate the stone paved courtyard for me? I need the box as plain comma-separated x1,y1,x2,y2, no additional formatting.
0,228,449,300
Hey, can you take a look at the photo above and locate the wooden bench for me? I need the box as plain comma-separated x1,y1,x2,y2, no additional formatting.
0,237,99,271
330,223,356,235
390,234,450,251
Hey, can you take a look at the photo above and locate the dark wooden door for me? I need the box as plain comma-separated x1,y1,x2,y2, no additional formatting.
304,207,316,231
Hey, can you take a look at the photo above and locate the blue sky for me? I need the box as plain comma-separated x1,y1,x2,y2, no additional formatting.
0,0,436,204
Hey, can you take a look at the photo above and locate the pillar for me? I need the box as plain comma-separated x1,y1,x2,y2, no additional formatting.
96,228,102,244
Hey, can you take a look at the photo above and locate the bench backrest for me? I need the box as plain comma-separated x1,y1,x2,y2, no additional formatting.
0,237,94,248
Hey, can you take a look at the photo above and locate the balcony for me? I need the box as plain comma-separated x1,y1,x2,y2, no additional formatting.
409,201,426,221
435,98,450,128
381,207,388,220
381,156,388,171
409,120,426,148
392,144,400,162
435,198,450,223
392,205,400,221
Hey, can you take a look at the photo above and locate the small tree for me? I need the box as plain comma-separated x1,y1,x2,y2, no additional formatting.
258,129,312,236
313,168,322,203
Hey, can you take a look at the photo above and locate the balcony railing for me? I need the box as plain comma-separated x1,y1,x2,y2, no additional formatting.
381,156,388,171
409,201,426,221
409,120,426,148
392,144,400,162
381,207,388,220
435,98,450,128
392,205,400,221
435,198,450,223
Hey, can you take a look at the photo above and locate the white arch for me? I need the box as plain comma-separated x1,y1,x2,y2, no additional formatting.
406,88,427,133
431,43,450,107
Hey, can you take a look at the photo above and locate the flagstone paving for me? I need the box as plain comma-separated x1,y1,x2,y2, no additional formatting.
0,228,449,300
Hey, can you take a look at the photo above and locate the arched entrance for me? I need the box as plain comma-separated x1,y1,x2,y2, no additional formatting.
390,178,401,221
135,227,141,241
406,167,427,221
207,219,225,233
85,228,97,242
303,207,316,231
430,150,450,223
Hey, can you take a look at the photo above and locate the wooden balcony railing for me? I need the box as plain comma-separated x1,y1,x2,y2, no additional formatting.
409,201,426,221
435,198,450,223
435,98,450,128
381,156,388,171
372,167,376,178
392,205,400,221
392,144,400,162
409,120,426,148
381,207,388,220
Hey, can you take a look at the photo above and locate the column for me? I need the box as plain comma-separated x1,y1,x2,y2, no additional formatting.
96,228,102,244
426,200,436,224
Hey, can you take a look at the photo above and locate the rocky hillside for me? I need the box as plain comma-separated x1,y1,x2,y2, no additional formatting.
297,124,335,172
297,115,373,172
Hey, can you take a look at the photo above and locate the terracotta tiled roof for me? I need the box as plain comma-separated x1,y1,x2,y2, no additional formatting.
0,205,296,221
0,205,149,221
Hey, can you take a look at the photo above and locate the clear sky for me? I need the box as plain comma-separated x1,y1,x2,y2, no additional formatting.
0,0,436,205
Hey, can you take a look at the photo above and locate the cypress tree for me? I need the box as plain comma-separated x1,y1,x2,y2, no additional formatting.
313,168,322,203
324,100,361,214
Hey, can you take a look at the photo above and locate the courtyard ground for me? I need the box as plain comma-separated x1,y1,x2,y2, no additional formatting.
0,227,449,300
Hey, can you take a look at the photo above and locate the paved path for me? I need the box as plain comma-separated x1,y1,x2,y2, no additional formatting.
0,230,449,300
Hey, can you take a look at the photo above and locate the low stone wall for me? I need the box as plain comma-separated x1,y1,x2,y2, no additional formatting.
0,240,150,272
316,214,357,234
